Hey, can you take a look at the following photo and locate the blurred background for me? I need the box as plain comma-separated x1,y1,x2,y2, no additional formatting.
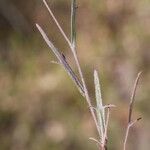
0,0,149,150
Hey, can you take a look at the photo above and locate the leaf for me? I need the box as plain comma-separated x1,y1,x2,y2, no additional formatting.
71,0,76,49
36,24,84,96
94,70,105,141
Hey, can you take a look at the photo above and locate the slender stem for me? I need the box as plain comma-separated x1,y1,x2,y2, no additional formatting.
123,72,142,150
42,0,100,137
70,0,101,136
102,108,110,150
71,0,76,49
101,104,116,150
123,118,142,150
43,0,74,51
128,71,142,123
36,24,85,96
123,124,130,150
74,47,101,137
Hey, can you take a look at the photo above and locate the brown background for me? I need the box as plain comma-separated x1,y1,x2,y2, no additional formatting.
0,0,150,150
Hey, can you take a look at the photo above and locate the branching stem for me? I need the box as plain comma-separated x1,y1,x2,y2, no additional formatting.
41,0,100,137
123,72,142,150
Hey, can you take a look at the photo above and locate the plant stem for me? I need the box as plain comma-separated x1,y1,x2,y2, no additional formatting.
42,0,101,137
123,71,142,150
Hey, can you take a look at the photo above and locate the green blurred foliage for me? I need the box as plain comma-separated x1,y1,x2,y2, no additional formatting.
0,0,150,150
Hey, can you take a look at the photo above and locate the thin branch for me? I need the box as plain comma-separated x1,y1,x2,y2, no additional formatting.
42,0,73,51
71,0,76,49
123,118,142,150
36,24,84,96
101,105,116,150
123,71,142,150
40,0,101,138
102,108,109,150
128,71,142,123
76,58,102,144
70,0,101,137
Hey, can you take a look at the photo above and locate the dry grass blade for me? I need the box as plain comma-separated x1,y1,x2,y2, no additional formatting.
123,71,142,150
36,24,84,96
71,0,76,49
128,71,142,122
94,70,105,141
37,0,101,137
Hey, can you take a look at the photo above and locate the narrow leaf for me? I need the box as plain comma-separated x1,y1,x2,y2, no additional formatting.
36,24,84,96
94,70,105,141
71,0,76,49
